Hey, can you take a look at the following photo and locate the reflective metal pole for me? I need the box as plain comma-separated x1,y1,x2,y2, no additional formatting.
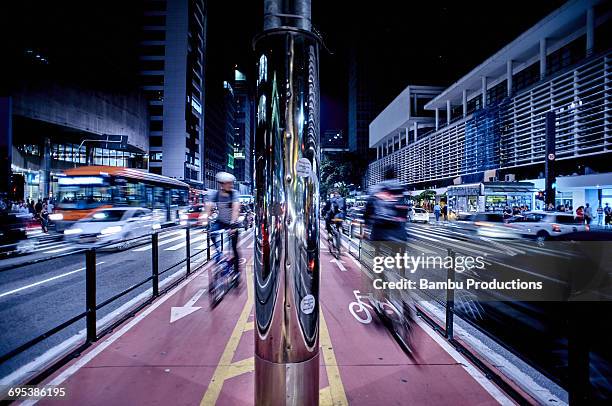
254,1,320,404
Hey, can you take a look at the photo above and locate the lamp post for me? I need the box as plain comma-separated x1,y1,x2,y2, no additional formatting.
253,0,321,404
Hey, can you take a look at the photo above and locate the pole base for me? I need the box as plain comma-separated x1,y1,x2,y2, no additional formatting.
255,353,319,406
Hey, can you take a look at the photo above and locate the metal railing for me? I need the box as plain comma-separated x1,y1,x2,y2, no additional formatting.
0,225,223,385
339,228,532,404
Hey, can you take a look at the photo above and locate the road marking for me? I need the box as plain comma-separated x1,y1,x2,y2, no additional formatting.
200,258,254,406
131,231,186,252
0,262,104,299
330,258,347,272
225,356,254,380
23,261,215,405
169,288,206,323
243,321,254,331
320,308,349,405
164,234,208,251
43,245,77,254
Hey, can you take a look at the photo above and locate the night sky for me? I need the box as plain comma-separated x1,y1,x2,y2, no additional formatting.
208,0,566,133
3,0,567,132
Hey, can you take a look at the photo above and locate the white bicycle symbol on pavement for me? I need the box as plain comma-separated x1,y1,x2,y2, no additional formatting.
348,290,402,324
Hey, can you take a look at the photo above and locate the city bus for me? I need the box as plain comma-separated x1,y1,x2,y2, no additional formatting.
50,166,190,231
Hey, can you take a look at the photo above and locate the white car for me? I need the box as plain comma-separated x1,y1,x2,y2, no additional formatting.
64,208,161,248
408,208,429,223
506,211,586,242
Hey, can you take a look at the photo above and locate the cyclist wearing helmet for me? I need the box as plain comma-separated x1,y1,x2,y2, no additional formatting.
206,172,241,275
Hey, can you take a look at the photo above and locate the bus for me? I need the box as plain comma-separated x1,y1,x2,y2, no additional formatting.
50,166,190,231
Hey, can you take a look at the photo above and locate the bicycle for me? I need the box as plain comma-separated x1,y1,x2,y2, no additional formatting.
348,289,416,357
208,228,240,307
327,218,343,259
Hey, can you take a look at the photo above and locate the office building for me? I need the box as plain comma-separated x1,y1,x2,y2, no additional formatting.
140,0,207,185
233,69,253,194
348,48,379,159
203,80,235,190
368,0,611,211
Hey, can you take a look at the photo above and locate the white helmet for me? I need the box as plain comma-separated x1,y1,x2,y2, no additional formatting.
216,172,235,183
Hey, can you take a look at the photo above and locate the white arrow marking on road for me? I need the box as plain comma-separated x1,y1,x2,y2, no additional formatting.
170,288,206,323
330,258,347,272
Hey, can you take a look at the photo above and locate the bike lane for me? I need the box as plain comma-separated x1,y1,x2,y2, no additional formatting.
320,241,513,405
30,230,513,405
33,233,256,406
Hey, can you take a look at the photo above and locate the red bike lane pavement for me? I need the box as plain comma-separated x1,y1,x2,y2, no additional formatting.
32,232,512,405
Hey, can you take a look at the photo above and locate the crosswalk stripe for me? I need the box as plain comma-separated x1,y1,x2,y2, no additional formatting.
131,231,186,252
43,245,77,254
36,241,66,250
164,234,208,251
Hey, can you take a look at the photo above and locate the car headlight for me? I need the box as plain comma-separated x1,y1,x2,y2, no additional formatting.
64,228,82,235
100,226,122,235
49,213,64,221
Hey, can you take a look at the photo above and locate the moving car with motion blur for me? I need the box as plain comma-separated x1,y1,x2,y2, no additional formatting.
407,207,429,223
180,204,206,227
459,212,521,239
63,207,161,249
505,211,587,242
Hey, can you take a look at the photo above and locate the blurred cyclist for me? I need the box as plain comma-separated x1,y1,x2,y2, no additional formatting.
365,166,407,242
330,190,345,230
206,172,241,276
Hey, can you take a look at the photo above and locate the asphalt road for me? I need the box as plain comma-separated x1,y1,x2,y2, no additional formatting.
0,226,248,379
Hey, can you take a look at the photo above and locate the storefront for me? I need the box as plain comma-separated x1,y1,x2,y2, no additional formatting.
447,182,535,213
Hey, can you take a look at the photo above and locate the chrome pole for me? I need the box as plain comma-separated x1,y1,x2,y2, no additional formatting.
254,0,320,404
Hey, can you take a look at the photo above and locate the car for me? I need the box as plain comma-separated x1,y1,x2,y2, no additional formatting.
408,207,429,223
180,204,206,227
63,207,161,249
506,211,586,242
238,205,254,229
461,212,521,239
342,207,365,238
0,212,29,255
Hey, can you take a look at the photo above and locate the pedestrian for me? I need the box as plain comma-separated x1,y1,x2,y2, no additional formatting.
442,203,448,221
584,203,593,225
433,202,441,222
604,203,612,227
576,205,584,220
40,202,49,233
597,205,603,226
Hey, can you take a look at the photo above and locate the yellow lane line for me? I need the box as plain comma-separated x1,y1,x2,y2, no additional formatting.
225,356,255,380
243,321,254,331
200,258,254,406
319,386,333,405
320,309,349,406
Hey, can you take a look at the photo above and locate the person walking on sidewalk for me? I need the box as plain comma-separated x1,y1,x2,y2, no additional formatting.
604,203,612,227
433,203,441,222
584,203,593,225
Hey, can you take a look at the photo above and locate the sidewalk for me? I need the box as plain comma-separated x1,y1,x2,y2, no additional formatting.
29,231,512,405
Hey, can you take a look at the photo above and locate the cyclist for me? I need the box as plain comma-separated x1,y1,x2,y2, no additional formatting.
330,190,346,231
206,172,241,277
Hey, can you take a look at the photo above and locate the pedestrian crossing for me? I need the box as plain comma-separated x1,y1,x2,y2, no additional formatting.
29,229,214,256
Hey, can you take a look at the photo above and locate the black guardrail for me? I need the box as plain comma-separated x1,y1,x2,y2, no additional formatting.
0,225,224,386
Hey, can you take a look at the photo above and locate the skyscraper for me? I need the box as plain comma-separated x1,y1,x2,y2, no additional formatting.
203,79,235,190
139,0,207,185
233,69,253,194
347,47,378,160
